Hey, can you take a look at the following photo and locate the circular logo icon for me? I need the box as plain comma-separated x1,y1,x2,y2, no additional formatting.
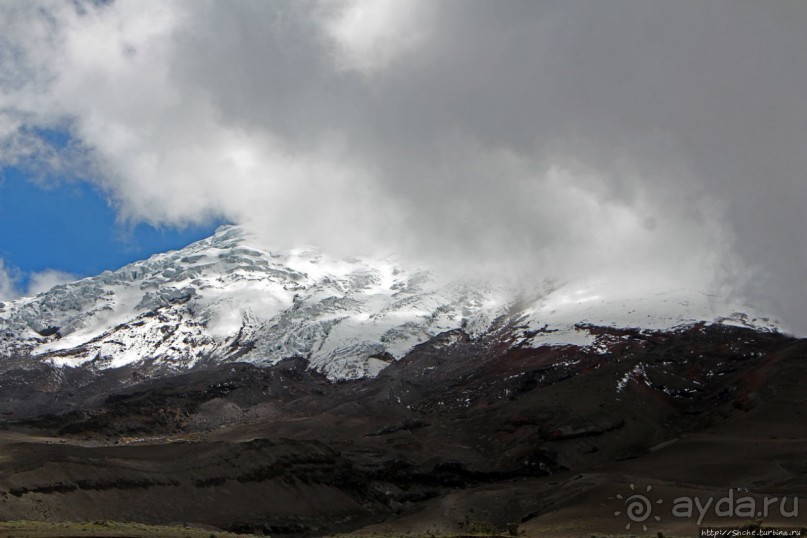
613,483,663,531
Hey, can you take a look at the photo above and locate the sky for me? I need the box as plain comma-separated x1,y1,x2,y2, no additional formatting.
0,165,223,295
0,1,806,332
0,124,224,297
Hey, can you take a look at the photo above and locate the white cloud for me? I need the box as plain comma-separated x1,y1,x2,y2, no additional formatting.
0,261,17,301
0,261,76,301
26,269,76,296
318,0,434,74
0,1,805,330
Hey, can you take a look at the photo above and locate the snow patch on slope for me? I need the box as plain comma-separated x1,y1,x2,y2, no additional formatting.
0,225,783,380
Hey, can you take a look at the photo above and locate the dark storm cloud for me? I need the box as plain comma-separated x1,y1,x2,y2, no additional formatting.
1,1,806,329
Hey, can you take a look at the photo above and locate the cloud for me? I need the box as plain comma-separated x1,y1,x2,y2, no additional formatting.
1,1,806,330
0,261,17,301
317,0,434,74
0,260,76,301
25,269,77,296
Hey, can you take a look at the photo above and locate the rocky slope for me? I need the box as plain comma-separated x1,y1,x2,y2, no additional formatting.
0,324,804,536
0,226,801,535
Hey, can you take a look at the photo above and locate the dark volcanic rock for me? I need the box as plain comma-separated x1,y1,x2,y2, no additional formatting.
0,324,805,535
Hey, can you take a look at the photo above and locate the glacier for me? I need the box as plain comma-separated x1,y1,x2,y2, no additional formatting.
0,225,781,380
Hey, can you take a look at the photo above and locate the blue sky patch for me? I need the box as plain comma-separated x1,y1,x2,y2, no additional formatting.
0,166,224,287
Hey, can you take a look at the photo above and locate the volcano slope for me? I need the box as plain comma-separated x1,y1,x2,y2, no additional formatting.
0,323,805,537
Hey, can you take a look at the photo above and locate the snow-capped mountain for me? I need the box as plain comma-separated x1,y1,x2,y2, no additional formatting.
0,225,780,380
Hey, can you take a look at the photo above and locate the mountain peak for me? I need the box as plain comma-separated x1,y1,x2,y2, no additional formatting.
0,228,782,380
